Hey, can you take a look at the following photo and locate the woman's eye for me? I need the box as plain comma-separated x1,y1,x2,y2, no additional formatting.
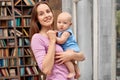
38,11,44,16
46,10,51,13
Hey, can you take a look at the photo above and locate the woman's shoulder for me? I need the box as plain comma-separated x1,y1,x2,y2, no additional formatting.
31,33,49,43
32,33,41,38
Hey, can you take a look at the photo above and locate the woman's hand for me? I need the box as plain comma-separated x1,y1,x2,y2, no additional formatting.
47,30,57,42
55,50,74,64
55,50,85,65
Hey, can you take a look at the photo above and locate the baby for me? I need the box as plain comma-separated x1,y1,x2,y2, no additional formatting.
56,12,80,78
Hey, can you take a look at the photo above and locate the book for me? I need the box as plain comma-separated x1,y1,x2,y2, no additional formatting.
4,69,9,76
24,48,30,55
6,7,12,16
20,67,25,76
0,20,6,26
6,1,12,6
16,18,21,26
23,0,31,5
26,48,31,55
4,49,9,57
0,59,3,67
0,29,3,36
0,49,3,57
14,0,21,6
32,66,39,74
8,20,13,27
3,29,8,37
26,67,32,75
8,39,15,46
10,29,23,37
1,69,7,76
30,0,35,5
14,8,22,16
19,38,22,46
0,7,7,16
9,69,16,76
23,29,29,36
1,2,5,6
24,38,30,45
18,48,23,56
12,48,17,56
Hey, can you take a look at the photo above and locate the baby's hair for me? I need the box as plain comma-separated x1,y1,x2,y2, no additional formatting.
58,12,72,21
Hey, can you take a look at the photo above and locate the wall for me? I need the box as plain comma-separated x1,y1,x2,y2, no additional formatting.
62,0,116,80
98,0,116,80
62,0,93,80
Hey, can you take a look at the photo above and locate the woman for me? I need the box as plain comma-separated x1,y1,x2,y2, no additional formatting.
30,1,85,80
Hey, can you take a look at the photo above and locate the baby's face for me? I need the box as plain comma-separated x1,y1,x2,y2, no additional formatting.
57,13,71,31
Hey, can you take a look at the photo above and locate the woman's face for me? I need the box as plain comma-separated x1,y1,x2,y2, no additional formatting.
37,4,53,28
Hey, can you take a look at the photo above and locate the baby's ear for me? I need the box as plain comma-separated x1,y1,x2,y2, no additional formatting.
70,22,72,26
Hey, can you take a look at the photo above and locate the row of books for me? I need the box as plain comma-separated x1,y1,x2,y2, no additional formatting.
6,18,31,27
15,8,32,16
0,39,6,47
15,18,31,27
0,1,12,6
22,76,43,80
14,0,35,6
0,29,22,37
0,29,8,37
0,39,15,47
0,58,17,67
0,48,17,58
0,0,35,6
24,66,39,75
0,20,13,27
0,48,31,58
0,57,35,67
0,58,35,67
0,68,16,77
0,28,29,37
18,38,30,46
18,48,32,56
0,49,9,58
0,67,39,77
0,7,32,17
0,7,12,17
0,59,8,67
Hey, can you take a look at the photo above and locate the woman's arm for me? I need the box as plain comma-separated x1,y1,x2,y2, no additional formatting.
42,30,56,75
42,40,56,75
55,50,85,64
31,30,56,75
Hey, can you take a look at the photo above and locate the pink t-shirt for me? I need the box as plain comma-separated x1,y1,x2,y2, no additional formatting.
31,33,74,80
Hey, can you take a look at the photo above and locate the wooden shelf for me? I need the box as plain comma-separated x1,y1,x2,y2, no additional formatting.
0,16,13,20
0,0,46,80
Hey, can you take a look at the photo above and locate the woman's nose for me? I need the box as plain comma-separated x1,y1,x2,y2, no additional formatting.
44,13,49,17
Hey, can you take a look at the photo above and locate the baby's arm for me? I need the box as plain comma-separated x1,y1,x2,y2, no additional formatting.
56,31,70,44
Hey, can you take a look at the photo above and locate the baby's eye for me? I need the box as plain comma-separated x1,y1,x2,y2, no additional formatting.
63,22,67,24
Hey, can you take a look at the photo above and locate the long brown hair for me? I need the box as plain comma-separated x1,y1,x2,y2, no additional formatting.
29,1,54,39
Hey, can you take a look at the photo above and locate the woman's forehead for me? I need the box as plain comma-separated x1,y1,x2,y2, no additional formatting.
37,4,50,11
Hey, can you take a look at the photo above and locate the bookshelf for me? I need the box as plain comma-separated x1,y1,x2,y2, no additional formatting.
0,0,46,80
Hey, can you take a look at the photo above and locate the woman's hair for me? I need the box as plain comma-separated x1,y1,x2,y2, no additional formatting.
29,1,54,39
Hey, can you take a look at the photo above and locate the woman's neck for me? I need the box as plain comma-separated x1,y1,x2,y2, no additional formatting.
39,27,52,37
